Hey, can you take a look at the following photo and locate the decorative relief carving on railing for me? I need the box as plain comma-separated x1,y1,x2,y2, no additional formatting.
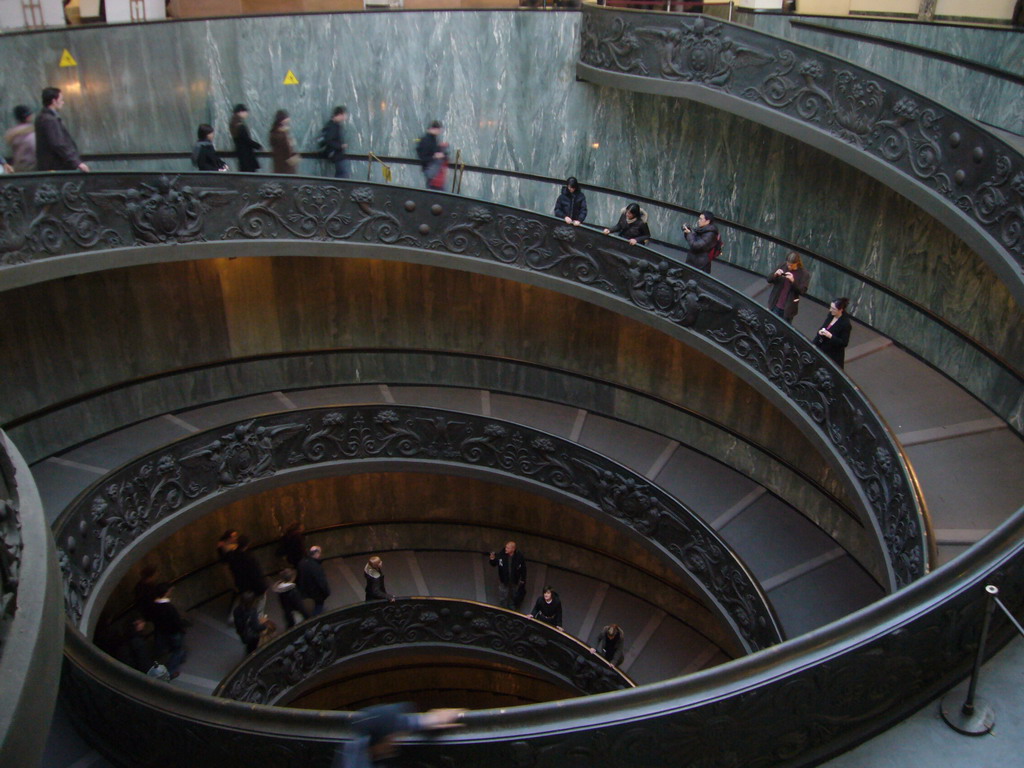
0,445,23,651
0,173,925,586
579,8,1024,280
216,598,633,705
55,406,781,650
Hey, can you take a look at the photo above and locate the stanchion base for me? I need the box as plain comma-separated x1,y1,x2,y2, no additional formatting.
940,688,995,735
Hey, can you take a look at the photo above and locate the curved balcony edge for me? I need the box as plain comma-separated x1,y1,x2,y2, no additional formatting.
0,430,64,768
576,6,1024,306
0,173,926,588
214,597,635,705
54,404,781,652
58,503,1024,768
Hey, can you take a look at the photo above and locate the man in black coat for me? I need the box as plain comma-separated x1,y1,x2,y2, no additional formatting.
225,535,268,612
489,541,527,610
322,106,349,178
416,120,446,188
230,104,262,172
150,583,186,678
297,545,331,615
35,86,88,172
682,211,719,273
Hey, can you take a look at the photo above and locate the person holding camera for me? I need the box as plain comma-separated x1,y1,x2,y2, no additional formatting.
766,252,811,322
814,298,852,369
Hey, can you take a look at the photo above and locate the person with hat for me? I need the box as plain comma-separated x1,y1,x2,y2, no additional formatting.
229,104,262,172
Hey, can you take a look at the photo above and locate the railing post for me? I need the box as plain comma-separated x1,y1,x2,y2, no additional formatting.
940,584,998,735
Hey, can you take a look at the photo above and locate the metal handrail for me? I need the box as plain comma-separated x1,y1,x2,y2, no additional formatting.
213,597,635,705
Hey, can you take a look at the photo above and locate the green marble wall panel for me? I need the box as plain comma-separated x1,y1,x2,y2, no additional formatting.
740,13,1024,135
0,11,1020,431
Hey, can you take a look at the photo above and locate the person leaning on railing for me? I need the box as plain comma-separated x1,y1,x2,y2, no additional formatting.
603,202,651,246
553,176,588,226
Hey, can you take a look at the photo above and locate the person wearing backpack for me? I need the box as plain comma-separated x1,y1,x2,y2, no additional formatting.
682,211,721,274
320,106,349,178
416,120,448,189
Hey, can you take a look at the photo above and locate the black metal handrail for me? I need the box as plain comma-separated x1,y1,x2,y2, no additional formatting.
214,597,635,705
1,172,927,588
54,404,781,652
577,6,1024,306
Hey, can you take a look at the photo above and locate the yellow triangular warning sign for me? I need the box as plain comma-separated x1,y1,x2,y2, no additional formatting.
283,70,299,85
59,49,77,67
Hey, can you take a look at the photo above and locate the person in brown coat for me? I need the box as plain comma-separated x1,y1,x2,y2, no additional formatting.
766,252,811,322
269,110,300,174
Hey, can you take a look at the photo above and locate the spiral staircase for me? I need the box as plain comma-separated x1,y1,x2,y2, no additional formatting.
1,6,1023,768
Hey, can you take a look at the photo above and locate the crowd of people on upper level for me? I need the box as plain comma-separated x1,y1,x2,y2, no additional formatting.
4,84,852,364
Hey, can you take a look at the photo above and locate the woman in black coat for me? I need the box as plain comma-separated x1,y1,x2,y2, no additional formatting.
813,297,852,368
364,556,395,602
553,176,587,226
603,202,650,246
528,587,562,629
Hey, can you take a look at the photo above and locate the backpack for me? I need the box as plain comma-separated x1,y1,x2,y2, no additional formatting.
709,232,723,262
317,121,333,159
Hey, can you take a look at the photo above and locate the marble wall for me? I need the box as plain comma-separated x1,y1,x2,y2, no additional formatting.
0,11,1020,430
741,13,1024,135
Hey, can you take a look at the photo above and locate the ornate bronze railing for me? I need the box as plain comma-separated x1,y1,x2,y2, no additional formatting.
0,172,927,588
214,597,634,705
59,505,1024,768
0,439,21,652
54,404,780,651
577,6,1024,303
0,431,64,768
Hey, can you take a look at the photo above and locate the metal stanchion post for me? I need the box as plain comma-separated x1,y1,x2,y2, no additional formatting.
940,584,998,735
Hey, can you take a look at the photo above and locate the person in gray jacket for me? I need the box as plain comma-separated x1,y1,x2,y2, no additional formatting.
34,87,88,172
592,623,625,666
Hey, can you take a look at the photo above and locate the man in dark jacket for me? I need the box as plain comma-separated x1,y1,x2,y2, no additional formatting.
35,86,88,172
553,176,587,226
682,211,719,273
225,535,268,612
229,104,262,172
489,540,527,610
322,106,349,178
416,120,446,188
150,583,186,678
297,545,331,615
